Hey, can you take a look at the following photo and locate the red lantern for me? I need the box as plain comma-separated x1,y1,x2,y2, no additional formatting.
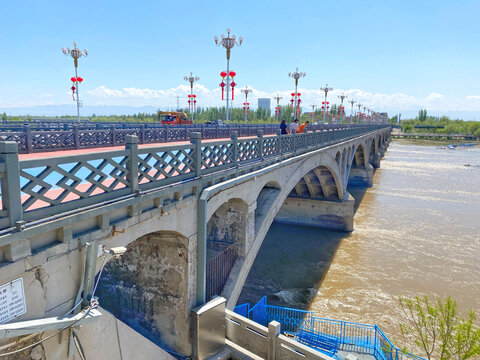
71,85,76,101
230,81,236,100
291,93,295,97
77,77,83,83
194,99,197,112
188,94,192,98
70,77,76,83
297,93,301,97
220,81,226,100
229,71,236,78
220,71,227,79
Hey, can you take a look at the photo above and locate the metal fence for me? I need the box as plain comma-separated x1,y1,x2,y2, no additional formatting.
236,296,424,360
0,125,389,233
205,241,239,301
0,123,374,153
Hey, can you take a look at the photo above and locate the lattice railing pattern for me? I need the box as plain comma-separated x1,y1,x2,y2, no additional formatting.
31,131,76,151
19,151,130,212
137,146,194,186
201,143,234,171
238,140,258,162
263,137,278,156
79,130,114,147
0,133,27,152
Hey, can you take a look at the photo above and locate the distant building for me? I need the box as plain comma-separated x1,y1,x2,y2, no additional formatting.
257,98,271,112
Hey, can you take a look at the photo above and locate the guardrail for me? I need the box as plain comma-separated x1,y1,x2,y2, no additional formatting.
0,123,377,153
0,125,389,232
237,296,424,360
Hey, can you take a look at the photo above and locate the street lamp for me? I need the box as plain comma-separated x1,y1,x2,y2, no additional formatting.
184,72,200,122
363,106,367,122
288,67,306,121
320,84,333,124
349,100,356,123
214,28,243,124
310,104,317,123
273,94,283,122
357,103,362,123
338,93,347,123
241,87,252,123
62,42,88,123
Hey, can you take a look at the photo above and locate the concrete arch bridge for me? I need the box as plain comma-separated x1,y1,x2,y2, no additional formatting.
0,125,390,358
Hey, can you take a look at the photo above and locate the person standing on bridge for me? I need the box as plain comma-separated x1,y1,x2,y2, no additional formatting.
280,120,289,134
297,120,310,133
289,119,299,134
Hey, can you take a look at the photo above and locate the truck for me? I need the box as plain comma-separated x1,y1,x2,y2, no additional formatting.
157,111,193,125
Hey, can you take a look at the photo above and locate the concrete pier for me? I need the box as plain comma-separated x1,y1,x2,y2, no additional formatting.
348,164,374,187
274,193,355,232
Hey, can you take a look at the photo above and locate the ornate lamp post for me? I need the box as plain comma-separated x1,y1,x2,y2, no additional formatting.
363,106,367,122
310,104,317,122
338,93,347,123
62,42,88,123
184,72,200,122
273,95,283,121
349,99,356,123
357,103,362,123
288,67,306,120
214,28,243,124
320,84,333,124
241,87,252,123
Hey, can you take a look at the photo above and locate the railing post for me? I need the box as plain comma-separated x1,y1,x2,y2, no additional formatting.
276,129,282,156
230,131,238,167
140,124,145,144
110,125,117,147
190,132,202,178
267,321,281,360
257,130,264,160
125,135,138,193
73,125,80,149
24,124,32,153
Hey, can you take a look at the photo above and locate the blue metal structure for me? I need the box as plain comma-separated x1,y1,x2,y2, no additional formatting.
236,296,424,360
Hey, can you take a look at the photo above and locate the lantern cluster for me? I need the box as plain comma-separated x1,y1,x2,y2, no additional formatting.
321,101,330,116
219,71,237,100
243,102,250,115
338,105,345,120
70,76,83,101
290,92,301,110
188,94,197,113
275,106,281,118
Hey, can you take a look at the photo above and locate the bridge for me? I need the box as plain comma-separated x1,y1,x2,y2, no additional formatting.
0,124,391,359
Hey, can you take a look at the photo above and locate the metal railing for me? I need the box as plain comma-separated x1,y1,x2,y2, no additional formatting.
236,296,424,360
0,123,375,153
0,125,389,233
206,242,239,301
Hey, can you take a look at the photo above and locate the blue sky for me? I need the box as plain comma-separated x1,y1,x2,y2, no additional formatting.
1,0,479,119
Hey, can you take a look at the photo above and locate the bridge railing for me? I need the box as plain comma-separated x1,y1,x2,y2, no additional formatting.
0,123,377,153
0,125,389,232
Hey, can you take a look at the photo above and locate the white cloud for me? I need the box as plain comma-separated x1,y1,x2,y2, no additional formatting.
467,95,480,100
426,93,445,100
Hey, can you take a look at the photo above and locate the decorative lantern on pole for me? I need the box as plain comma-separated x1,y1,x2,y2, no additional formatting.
296,93,302,119
310,105,317,122
320,84,333,124
241,87,252,123
273,94,283,122
184,72,200,122
288,68,306,120
214,28,243,124
229,71,236,100
290,93,295,110
62,42,88,123
357,103,362,123
363,106,367,122
219,71,227,100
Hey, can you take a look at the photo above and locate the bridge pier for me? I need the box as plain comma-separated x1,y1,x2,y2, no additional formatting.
370,152,382,168
274,193,355,232
348,164,374,187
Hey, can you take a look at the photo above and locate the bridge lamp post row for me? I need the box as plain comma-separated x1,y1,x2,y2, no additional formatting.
241,87,252,123
320,84,333,124
349,100,356,123
62,42,88,123
184,72,200,122
215,28,243,125
288,68,306,120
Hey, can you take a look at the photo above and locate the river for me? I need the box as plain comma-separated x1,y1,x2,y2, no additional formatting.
238,141,480,339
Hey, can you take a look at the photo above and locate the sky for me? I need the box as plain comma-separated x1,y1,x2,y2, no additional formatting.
1,0,479,119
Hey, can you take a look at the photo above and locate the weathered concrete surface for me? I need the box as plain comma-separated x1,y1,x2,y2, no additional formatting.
348,164,374,187
74,306,176,360
274,193,355,232
96,231,194,355
370,152,382,168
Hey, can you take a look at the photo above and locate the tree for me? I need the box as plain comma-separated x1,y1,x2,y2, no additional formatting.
398,295,480,360
418,109,428,122
1,112,6,121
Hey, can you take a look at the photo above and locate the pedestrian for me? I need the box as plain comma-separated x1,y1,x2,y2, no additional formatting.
297,120,310,133
280,120,288,134
289,119,299,134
